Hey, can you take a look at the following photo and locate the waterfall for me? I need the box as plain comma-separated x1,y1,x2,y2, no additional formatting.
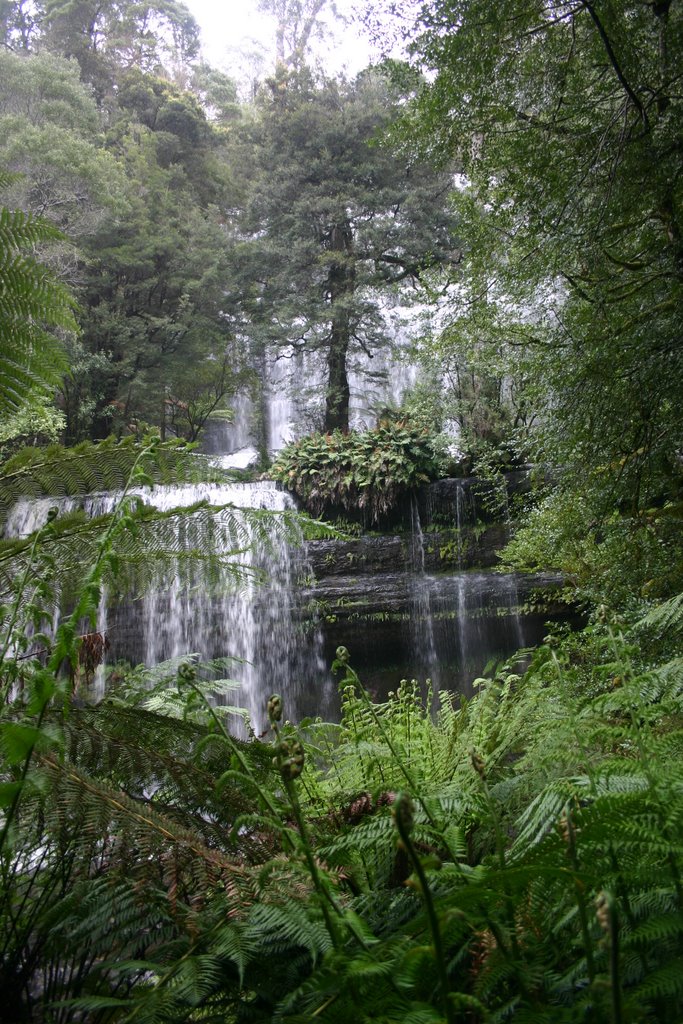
6,495,79,536
424,573,530,695
202,392,254,456
200,315,422,462
400,472,532,694
92,586,109,701
6,460,567,721
453,575,485,688
408,495,439,687
6,481,331,732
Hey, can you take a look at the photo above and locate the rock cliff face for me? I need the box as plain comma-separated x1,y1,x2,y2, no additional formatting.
304,523,509,576
296,472,573,701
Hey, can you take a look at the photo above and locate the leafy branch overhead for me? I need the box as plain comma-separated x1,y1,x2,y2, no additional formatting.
396,0,683,528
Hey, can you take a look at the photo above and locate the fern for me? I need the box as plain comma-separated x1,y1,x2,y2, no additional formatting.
0,434,218,529
0,197,75,417
4,541,683,1023
637,591,683,638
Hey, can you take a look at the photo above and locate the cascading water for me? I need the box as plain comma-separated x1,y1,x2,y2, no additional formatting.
6,480,332,732
408,495,440,687
202,393,254,456
431,573,526,691
204,312,422,462
7,448,568,724
428,474,528,688
267,347,303,452
306,468,554,699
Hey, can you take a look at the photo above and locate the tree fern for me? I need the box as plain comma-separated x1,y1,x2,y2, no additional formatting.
0,182,75,417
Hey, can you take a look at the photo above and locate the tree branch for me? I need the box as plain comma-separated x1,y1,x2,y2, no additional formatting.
582,1,649,130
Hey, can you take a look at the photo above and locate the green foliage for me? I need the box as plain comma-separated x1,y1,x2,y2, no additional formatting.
503,484,683,608
0,49,127,251
38,0,200,100
0,432,323,1020
231,68,460,433
0,182,76,418
71,87,245,442
389,0,683,608
2,5,683,1022
0,43,244,444
271,420,446,522
0,435,199,523
5,602,683,1021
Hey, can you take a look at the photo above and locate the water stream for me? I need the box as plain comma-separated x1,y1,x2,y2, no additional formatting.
6,480,332,731
408,495,440,687
6,460,565,725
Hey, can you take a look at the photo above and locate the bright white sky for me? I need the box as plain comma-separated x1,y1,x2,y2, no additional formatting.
185,0,380,85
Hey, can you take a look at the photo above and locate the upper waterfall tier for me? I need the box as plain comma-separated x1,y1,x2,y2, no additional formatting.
5,480,294,538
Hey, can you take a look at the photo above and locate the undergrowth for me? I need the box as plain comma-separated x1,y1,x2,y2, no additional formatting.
2,594,682,1022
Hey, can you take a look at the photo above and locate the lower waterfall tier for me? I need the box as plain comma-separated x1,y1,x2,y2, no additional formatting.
102,565,572,725
7,475,576,729
303,567,571,702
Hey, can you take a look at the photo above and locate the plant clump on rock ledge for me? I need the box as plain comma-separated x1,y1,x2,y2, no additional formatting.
271,419,447,523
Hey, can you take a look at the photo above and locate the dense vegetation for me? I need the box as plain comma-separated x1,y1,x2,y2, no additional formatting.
395,0,683,608
1,0,682,1021
3,621,683,1021
272,418,447,522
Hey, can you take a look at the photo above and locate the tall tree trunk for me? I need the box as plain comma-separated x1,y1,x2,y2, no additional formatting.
324,221,354,432
325,316,351,432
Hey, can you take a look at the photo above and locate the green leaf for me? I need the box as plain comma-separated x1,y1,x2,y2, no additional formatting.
0,722,44,764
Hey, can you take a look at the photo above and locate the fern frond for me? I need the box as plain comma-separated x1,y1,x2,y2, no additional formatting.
637,592,683,637
0,436,213,529
51,705,262,849
0,489,303,631
634,957,683,1003
246,901,333,961
0,203,75,416
37,753,255,891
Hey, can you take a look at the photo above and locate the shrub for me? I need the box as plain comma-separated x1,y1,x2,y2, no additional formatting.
271,419,446,523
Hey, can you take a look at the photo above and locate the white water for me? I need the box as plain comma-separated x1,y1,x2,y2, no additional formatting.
6,480,295,536
6,480,331,731
400,473,529,690
433,572,527,689
205,311,421,458
202,392,254,456
408,496,440,687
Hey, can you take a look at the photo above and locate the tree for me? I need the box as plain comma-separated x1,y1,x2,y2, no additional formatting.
258,0,333,70
390,0,683,598
0,0,38,49
232,68,460,435
189,61,240,126
0,43,245,443
39,0,201,100
0,49,126,276
70,87,246,442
